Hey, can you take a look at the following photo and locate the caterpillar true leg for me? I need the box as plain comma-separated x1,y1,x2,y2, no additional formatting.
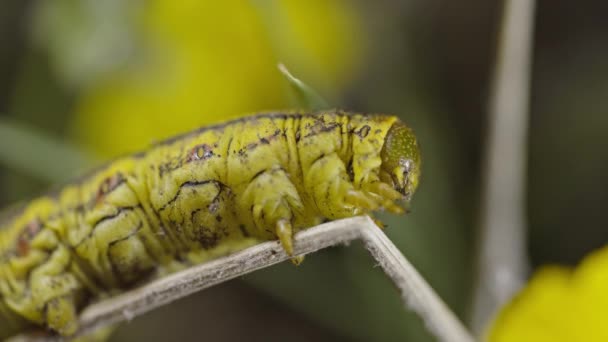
305,152,381,219
344,190,378,212
365,182,403,202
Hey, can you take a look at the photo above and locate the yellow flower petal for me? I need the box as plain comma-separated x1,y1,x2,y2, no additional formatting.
70,0,364,157
489,246,608,342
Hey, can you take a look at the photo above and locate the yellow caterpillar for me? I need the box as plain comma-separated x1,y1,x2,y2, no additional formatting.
0,111,421,338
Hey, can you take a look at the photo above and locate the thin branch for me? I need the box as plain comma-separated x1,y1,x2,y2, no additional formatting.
12,216,473,342
471,0,536,334
359,223,474,342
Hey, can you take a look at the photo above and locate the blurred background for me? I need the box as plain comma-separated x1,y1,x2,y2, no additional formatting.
1,0,607,341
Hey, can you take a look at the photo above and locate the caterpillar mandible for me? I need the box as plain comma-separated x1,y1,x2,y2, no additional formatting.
0,111,421,338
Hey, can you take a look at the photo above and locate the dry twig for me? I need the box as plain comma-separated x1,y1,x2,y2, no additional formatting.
471,0,536,333
14,216,473,342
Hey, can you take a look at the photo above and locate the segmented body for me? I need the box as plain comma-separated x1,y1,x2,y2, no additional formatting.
0,111,418,337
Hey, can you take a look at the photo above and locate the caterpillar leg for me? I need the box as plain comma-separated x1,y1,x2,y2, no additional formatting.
276,219,294,256
5,244,84,336
305,152,382,219
241,166,304,260
33,245,84,336
276,219,304,265
74,207,157,289
363,182,405,214
45,294,79,336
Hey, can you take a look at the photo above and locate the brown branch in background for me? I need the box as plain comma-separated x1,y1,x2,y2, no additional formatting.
471,0,536,334
12,216,473,342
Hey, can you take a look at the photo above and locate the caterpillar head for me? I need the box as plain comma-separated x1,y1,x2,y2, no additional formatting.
380,121,421,201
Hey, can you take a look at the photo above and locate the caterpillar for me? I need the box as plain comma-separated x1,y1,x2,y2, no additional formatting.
0,111,421,338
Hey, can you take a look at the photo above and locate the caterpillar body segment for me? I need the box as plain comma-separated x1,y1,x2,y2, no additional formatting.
0,111,421,337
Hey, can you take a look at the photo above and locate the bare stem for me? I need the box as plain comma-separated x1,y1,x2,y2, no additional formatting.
471,0,536,334
13,216,473,342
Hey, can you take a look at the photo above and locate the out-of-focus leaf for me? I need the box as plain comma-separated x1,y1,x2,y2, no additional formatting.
278,63,329,110
0,117,94,183
31,0,142,89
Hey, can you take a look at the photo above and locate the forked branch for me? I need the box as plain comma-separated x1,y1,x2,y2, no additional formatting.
13,216,474,342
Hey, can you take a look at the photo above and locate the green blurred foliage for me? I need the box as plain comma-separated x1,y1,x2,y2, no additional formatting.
528,12,608,265
278,63,330,110
31,0,141,89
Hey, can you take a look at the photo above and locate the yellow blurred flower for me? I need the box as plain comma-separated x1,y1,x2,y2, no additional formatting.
69,0,364,157
488,246,608,342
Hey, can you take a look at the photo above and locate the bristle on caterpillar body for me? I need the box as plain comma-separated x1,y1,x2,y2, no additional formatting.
0,111,421,337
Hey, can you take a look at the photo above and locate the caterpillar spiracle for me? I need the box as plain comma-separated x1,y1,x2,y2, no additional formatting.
0,111,421,338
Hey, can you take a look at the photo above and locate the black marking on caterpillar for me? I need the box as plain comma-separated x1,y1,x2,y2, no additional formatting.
156,180,226,213
355,125,371,139
156,112,301,146
16,219,42,257
91,206,138,230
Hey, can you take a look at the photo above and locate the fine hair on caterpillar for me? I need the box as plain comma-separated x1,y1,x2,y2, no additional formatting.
0,110,421,337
